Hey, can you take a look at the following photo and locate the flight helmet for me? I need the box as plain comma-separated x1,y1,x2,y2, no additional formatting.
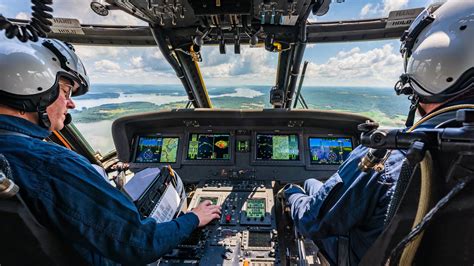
396,0,474,105
0,35,89,128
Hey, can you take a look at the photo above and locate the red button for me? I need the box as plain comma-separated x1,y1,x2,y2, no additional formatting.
225,214,231,223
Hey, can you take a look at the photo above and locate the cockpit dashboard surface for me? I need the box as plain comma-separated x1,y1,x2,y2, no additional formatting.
113,109,369,183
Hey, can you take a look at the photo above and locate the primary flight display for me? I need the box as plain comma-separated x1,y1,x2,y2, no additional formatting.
135,136,179,163
309,137,353,165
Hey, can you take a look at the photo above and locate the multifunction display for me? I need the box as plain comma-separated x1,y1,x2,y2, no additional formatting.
309,137,353,165
187,133,231,160
246,198,266,219
248,231,272,248
135,136,179,163
198,197,219,205
256,134,299,160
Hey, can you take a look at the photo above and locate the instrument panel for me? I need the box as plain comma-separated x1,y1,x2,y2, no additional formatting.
113,109,369,183
132,132,353,166
113,109,370,265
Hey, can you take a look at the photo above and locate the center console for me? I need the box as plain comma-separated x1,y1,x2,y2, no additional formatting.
161,179,279,266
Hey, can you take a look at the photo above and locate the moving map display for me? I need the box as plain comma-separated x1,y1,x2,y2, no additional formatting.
187,133,230,160
135,136,179,163
256,134,299,160
309,137,353,165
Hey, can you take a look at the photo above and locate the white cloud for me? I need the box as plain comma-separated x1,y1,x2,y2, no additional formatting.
94,59,121,72
360,0,410,18
15,12,29,20
337,47,361,58
307,14,318,23
75,46,121,60
360,4,374,17
134,49,172,72
199,46,276,81
383,0,409,15
424,0,447,5
305,44,403,87
131,56,143,67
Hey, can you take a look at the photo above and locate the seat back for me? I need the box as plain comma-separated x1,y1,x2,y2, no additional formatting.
361,149,474,266
0,154,86,265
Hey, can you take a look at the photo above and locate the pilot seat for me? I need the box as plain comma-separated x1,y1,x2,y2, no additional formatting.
0,154,86,265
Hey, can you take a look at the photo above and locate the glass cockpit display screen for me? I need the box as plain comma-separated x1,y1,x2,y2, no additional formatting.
246,198,266,219
135,136,179,163
198,197,218,205
309,137,353,165
256,134,299,160
187,133,231,160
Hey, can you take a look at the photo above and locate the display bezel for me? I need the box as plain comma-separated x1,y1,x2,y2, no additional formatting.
182,131,235,165
304,135,355,170
130,133,183,168
251,131,305,166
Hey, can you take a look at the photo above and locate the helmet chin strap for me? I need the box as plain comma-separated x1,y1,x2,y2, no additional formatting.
37,112,72,129
405,94,419,127
38,109,51,129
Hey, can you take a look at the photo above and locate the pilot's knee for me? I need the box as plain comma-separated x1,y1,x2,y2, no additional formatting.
304,178,323,196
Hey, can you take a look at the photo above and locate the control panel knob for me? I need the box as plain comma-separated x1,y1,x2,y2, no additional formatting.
225,214,232,223
222,252,232,260
269,248,276,257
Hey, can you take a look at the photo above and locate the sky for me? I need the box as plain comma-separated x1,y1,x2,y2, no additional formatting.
0,0,445,88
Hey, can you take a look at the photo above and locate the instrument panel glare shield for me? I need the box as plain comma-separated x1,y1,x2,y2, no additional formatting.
135,136,179,163
309,137,353,165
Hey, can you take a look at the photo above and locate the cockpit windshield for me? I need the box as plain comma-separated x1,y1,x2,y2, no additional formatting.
4,0,428,154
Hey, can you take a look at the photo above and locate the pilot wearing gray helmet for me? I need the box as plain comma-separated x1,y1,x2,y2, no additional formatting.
283,1,474,265
0,35,221,265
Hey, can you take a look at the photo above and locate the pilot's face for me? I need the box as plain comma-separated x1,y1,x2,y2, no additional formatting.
46,78,77,131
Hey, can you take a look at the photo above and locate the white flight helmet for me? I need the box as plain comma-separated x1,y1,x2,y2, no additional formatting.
396,0,474,104
0,34,89,127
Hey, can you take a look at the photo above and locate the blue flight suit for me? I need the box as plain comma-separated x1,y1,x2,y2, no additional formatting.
0,115,199,265
284,105,469,265
285,146,405,265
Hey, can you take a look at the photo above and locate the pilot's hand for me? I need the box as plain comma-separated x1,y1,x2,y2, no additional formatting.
191,200,222,227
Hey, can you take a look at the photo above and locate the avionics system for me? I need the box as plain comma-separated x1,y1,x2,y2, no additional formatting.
309,137,353,165
161,179,278,265
187,133,231,160
256,134,299,160
134,136,179,163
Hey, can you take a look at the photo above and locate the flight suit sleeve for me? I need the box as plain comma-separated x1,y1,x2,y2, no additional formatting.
34,150,199,265
283,146,395,240
285,172,347,239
